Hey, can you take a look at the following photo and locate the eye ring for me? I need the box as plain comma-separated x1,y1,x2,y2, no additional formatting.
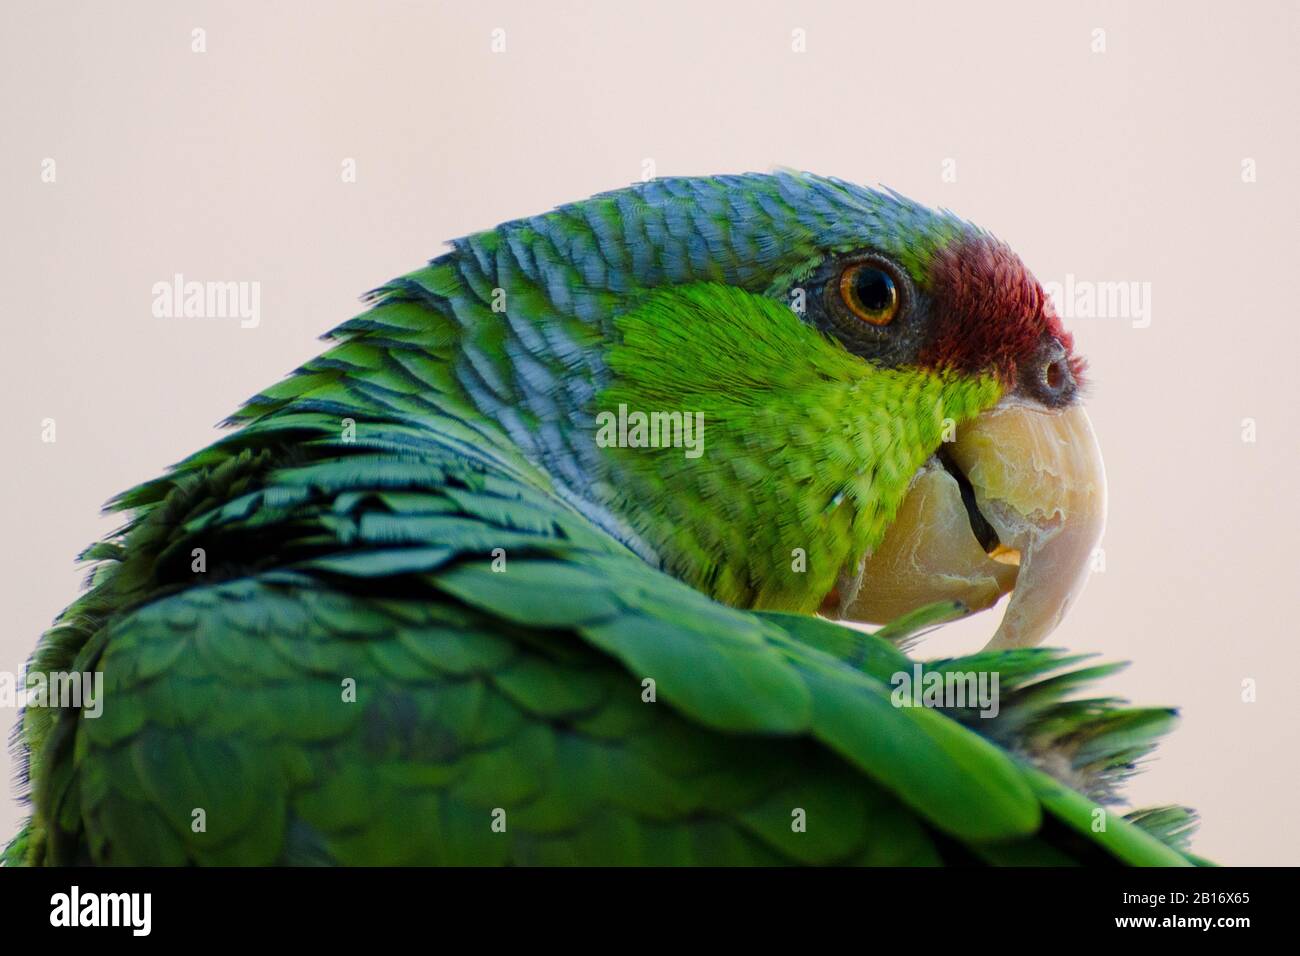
838,262,900,326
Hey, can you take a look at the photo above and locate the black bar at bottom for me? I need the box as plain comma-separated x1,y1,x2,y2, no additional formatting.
0,865,1282,940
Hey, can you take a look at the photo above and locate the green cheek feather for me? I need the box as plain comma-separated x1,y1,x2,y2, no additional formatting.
597,283,1002,610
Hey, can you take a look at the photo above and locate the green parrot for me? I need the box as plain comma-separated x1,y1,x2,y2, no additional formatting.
6,171,1201,866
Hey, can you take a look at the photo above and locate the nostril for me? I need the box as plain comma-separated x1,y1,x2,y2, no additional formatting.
1045,359,1066,393
1020,346,1075,406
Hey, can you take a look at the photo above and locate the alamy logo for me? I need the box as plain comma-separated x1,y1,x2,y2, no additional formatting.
50,886,151,936
0,670,103,718
151,273,261,328
1042,274,1151,329
890,663,1000,719
595,403,705,459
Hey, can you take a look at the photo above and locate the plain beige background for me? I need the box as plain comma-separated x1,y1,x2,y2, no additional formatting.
2,0,1296,865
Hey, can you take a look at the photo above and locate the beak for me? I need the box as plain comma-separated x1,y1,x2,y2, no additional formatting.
830,400,1107,649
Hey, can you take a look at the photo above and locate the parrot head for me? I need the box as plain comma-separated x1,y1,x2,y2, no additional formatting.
396,172,1106,648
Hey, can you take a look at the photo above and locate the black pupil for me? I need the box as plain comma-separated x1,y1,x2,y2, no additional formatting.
855,268,894,313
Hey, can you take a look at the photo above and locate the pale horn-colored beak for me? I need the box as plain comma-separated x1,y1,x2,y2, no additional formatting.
833,400,1107,649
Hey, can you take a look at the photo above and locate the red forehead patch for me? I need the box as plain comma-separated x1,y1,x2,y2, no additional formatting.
917,234,1084,386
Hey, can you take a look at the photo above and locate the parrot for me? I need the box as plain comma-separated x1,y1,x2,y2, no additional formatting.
5,171,1202,866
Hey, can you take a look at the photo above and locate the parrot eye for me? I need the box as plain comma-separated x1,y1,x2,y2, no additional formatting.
809,251,916,363
839,264,899,326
